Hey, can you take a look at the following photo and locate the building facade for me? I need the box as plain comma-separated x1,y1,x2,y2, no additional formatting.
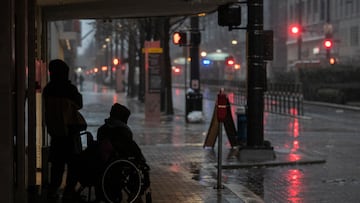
287,0,360,68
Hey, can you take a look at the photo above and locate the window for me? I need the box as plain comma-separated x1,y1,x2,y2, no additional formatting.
320,0,325,21
350,26,359,46
313,0,318,13
63,20,73,32
307,0,312,23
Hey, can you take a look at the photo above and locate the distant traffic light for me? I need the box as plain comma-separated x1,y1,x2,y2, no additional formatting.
113,58,119,66
225,56,235,66
329,57,336,65
323,39,333,49
172,66,181,73
172,32,187,46
289,25,301,35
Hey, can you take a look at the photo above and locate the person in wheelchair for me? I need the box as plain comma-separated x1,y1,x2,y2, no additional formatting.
95,103,150,202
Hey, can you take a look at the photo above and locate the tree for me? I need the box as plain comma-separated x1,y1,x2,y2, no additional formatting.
137,17,174,115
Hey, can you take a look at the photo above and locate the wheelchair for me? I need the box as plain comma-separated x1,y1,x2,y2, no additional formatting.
78,131,152,203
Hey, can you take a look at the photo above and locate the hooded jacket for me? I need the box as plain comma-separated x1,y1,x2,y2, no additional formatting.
43,59,83,137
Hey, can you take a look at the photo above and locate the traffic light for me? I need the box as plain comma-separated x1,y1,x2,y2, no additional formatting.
323,39,333,49
264,30,274,61
172,66,181,74
218,3,241,27
113,58,119,66
173,32,187,46
289,25,301,35
225,56,235,66
329,57,336,65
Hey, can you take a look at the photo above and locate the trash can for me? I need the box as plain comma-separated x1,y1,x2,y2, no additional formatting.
185,92,203,122
236,106,247,145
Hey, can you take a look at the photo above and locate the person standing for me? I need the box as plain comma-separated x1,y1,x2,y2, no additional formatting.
43,59,83,199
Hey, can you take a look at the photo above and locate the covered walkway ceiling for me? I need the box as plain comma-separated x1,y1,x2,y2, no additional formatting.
38,0,238,20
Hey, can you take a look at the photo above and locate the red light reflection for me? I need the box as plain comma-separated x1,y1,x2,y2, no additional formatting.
290,108,298,116
288,153,300,162
288,118,299,138
285,169,303,202
287,117,300,159
169,163,180,173
175,89,181,96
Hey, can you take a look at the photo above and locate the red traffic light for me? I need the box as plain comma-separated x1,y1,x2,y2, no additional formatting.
225,56,235,66
173,32,187,46
289,25,301,35
324,39,333,49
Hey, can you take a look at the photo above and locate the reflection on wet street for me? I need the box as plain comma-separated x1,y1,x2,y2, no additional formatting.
79,80,360,202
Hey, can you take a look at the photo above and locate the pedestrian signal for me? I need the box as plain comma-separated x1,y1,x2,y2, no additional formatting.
329,57,336,65
173,32,187,46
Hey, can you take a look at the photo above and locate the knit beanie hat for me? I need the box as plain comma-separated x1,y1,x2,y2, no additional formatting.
110,103,131,123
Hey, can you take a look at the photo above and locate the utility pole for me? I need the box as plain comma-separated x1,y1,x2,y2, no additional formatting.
242,0,275,161
185,16,203,122
247,0,265,147
325,0,332,60
190,16,201,92
297,0,302,61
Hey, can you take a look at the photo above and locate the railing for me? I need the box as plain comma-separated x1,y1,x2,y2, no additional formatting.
266,83,304,116
232,83,304,116
176,81,305,116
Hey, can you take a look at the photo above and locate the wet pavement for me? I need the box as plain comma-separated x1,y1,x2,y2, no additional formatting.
38,80,360,202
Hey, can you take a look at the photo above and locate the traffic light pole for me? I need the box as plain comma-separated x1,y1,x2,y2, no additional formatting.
190,16,201,92
240,0,275,161
297,0,302,61
247,0,265,147
183,16,203,123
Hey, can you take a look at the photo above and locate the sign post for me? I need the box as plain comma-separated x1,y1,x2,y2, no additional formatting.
215,90,227,189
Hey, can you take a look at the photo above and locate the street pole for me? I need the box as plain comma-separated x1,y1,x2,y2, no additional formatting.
247,0,265,146
190,16,201,92
297,0,302,61
186,16,203,123
325,0,331,60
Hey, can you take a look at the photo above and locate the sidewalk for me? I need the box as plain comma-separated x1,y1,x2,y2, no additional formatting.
81,89,248,202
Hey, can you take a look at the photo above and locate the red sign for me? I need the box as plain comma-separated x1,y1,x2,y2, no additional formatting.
217,93,227,122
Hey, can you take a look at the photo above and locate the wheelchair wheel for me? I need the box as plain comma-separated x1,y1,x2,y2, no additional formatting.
101,159,142,203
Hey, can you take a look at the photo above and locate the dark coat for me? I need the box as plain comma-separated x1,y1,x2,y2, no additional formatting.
43,79,83,161
97,118,146,165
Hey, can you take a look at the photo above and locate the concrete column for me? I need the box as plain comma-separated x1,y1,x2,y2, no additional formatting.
27,0,38,192
15,0,28,201
0,0,15,202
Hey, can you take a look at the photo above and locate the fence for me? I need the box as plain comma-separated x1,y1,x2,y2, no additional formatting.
180,81,304,116
232,83,304,116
